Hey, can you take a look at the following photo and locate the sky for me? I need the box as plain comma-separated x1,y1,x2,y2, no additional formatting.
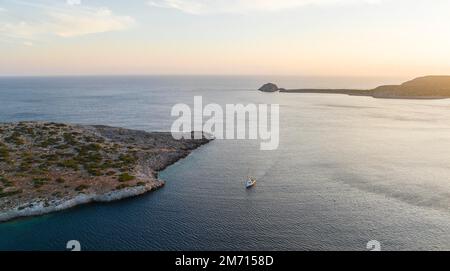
0,0,450,76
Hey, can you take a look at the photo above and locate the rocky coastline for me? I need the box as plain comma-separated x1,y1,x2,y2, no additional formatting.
0,122,211,222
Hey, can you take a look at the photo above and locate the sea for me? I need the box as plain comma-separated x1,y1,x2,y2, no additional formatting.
1,75,450,251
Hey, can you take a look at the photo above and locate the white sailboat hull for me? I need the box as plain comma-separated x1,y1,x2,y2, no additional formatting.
245,177,256,188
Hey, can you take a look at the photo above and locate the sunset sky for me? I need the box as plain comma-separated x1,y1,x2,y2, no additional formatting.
1,0,450,76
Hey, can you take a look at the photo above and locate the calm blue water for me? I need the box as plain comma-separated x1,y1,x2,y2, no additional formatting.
1,75,450,251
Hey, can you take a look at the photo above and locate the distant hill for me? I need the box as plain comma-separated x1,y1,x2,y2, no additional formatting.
279,76,450,99
372,76,450,98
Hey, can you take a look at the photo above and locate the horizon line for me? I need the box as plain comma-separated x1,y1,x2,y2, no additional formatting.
0,73,413,78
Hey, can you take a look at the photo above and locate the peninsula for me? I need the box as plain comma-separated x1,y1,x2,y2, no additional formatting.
0,122,211,222
263,76,450,99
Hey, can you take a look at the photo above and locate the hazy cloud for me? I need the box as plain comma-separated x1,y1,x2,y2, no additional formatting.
50,8,135,37
147,0,383,14
0,4,135,40
66,0,82,6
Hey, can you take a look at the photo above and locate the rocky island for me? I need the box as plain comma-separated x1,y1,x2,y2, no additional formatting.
261,76,450,99
258,83,280,92
0,122,211,222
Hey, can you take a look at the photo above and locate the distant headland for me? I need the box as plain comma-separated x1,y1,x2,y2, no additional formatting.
0,122,211,222
259,76,450,99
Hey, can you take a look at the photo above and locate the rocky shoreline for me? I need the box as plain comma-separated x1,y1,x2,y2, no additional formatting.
0,122,211,222
0,182,163,222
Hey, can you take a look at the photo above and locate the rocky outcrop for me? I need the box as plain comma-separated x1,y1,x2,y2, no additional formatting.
0,122,212,222
258,83,279,92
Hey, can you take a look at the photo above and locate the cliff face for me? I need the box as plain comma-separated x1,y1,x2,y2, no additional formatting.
372,76,450,98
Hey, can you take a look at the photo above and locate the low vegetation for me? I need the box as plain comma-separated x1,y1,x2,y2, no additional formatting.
0,122,145,204
118,173,135,182
0,121,211,222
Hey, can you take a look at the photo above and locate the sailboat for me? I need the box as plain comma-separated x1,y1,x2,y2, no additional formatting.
245,176,256,189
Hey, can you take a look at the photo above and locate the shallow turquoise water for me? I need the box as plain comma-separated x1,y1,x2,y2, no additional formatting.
1,76,450,251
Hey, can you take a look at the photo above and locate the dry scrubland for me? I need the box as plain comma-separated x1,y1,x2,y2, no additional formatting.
0,122,210,221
